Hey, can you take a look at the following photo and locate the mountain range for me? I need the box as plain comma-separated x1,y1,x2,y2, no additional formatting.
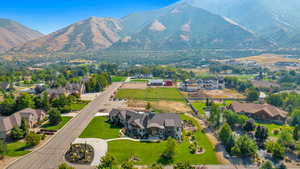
2,0,300,56
0,19,43,52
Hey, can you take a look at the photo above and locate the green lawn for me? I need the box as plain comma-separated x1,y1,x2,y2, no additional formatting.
108,114,219,165
70,101,89,111
115,88,185,102
130,79,149,82
6,141,31,157
80,116,121,139
41,116,72,131
257,123,294,137
191,102,206,115
112,76,127,82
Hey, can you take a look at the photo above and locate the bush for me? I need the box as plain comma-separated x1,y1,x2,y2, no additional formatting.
189,143,197,154
58,163,75,169
25,132,41,147
121,160,136,169
98,153,115,169
260,160,273,169
0,140,7,159
174,161,195,169
10,127,25,140
160,137,176,163
265,140,285,159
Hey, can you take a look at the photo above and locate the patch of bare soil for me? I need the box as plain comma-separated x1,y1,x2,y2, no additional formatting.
236,53,298,65
190,89,245,99
126,100,192,113
121,82,147,89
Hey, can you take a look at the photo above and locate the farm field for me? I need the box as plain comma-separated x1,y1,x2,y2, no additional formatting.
115,88,185,102
108,114,219,165
41,116,72,131
79,116,121,139
236,54,298,65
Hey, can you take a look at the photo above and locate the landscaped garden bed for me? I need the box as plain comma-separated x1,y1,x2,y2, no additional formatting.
65,143,94,165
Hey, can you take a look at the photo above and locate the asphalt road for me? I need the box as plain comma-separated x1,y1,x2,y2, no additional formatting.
6,83,122,169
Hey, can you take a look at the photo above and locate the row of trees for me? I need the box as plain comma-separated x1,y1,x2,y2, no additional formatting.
0,91,80,116
85,73,111,93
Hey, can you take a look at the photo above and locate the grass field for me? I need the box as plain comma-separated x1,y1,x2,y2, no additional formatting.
111,76,127,82
108,114,219,165
41,116,72,131
115,88,185,102
6,141,31,157
191,102,206,115
79,116,121,139
130,79,149,82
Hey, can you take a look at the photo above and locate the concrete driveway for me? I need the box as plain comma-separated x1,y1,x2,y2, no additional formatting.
73,138,107,166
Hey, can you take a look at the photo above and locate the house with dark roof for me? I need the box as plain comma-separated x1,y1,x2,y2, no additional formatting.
0,108,46,139
109,109,183,140
229,102,288,124
0,82,11,91
46,82,86,98
0,113,22,139
17,108,46,128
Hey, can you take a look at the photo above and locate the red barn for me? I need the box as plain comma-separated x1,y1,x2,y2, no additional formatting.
164,80,173,86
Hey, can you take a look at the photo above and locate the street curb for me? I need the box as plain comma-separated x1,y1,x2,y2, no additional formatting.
4,98,95,169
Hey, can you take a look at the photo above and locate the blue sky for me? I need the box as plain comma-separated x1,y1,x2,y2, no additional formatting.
0,0,180,34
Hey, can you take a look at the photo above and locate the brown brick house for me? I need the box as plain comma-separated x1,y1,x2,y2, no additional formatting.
0,108,46,139
229,102,288,124
109,109,183,140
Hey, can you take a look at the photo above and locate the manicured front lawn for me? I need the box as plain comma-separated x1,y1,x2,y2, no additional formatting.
115,88,185,102
257,123,294,137
191,102,206,115
6,141,31,157
108,114,219,165
111,76,127,82
79,116,121,139
70,101,89,111
41,116,72,131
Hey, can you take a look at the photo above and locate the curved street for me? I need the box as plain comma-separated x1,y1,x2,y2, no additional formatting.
6,83,122,169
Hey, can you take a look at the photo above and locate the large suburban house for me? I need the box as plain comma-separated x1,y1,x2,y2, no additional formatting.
180,77,225,92
47,82,86,98
132,74,153,79
0,108,46,139
0,82,10,91
109,109,183,140
197,77,225,90
229,102,288,124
